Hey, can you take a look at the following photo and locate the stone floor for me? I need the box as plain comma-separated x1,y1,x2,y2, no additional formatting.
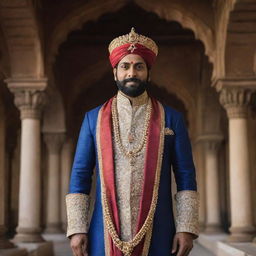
47,234,215,256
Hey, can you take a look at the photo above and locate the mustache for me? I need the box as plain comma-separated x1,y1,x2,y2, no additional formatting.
123,78,141,84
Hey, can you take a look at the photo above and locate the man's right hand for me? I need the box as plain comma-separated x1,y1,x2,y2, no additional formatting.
70,233,88,256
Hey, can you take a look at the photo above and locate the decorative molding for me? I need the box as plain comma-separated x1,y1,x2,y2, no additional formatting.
13,90,46,119
6,78,47,119
196,134,223,152
219,87,254,119
213,77,256,91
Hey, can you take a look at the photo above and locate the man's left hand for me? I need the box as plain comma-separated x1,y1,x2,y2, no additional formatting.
171,232,194,256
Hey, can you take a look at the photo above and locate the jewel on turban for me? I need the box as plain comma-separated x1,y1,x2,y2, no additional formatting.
108,28,158,69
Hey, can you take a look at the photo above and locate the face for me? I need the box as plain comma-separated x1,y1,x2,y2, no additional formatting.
113,54,149,97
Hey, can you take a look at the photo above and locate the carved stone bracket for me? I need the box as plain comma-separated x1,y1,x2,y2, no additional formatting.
196,134,223,153
6,78,47,120
219,88,254,119
13,90,46,119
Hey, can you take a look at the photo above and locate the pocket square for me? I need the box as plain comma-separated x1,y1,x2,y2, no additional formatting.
164,127,174,135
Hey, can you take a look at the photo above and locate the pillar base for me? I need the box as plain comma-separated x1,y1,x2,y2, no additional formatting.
13,233,44,243
228,226,256,242
15,241,54,256
0,237,15,249
204,224,223,234
14,227,44,243
0,248,27,256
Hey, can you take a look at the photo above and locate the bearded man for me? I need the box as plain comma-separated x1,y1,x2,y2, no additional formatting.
66,28,199,256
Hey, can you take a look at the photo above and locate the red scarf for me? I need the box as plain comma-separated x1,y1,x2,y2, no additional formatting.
97,96,164,256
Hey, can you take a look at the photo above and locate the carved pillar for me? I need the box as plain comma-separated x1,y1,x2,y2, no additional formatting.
60,138,73,231
202,135,223,233
194,138,206,231
219,87,256,242
7,79,47,243
44,132,65,233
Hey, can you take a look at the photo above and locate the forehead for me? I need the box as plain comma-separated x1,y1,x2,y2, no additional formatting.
119,54,146,64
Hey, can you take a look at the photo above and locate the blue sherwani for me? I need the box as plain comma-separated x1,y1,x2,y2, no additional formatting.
68,101,197,256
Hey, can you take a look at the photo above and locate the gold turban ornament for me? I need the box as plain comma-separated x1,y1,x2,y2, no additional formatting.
108,28,158,68
108,27,158,56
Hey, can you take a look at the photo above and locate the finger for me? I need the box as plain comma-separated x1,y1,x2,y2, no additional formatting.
71,248,76,256
76,245,84,256
183,245,193,256
176,244,188,256
172,236,178,253
71,247,78,256
186,245,193,256
82,243,88,256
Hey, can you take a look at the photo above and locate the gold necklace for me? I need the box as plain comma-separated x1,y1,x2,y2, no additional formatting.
111,96,152,159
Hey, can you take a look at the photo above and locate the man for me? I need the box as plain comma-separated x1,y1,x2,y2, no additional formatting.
66,28,199,256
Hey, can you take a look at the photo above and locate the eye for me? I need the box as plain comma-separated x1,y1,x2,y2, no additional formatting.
120,63,129,70
136,64,144,70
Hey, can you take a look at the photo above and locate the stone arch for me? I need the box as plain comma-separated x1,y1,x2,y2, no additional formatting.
135,0,215,63
212,0,237,81
47,0,215,69
0,0,44,78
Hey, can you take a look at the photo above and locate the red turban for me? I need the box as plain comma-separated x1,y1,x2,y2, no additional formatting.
109,43,157,68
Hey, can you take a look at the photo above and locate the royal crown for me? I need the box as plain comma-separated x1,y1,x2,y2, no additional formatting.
108,28,158,56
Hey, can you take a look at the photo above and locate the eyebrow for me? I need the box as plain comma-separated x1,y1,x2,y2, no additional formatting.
119,62,145,65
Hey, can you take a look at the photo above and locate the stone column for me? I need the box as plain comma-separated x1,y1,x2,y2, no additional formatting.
44,133,65,233
8,86,46,243
194,138,206,231
60,138,73,231
220,87,256,242
201,134,223,233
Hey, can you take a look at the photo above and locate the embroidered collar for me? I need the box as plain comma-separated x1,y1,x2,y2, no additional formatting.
117,90,148,107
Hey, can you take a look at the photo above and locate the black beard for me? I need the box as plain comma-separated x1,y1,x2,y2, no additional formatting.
116,77,148,97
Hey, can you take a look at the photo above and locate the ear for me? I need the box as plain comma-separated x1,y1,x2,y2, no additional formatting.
113,68,117,81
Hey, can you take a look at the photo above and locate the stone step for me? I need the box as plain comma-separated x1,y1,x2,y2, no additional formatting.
191,241,216,256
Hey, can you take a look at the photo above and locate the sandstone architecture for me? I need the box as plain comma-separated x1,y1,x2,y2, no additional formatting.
0,0,256,255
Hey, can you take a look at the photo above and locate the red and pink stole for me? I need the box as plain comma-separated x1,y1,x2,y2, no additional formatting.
96,96,165,256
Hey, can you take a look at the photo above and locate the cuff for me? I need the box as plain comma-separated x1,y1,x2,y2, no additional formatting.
175,190,199,238
66,193,90,237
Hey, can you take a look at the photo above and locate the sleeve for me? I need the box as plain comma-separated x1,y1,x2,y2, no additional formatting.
171,113,199,238
66,112,96,237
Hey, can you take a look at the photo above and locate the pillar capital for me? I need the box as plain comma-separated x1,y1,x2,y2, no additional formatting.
44,132,66,154
6,78,47,119
219,87,254,119
196,134,223,152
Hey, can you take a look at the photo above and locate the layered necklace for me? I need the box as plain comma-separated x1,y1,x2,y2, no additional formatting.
111,95,152,162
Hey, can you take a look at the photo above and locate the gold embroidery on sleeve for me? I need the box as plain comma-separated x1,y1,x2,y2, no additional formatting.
66,193,90,237
175,190,200,237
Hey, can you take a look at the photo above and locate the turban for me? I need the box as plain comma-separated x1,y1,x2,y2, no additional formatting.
108,28,158,68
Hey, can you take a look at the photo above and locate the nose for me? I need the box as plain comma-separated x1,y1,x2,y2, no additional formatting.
128,66,137,78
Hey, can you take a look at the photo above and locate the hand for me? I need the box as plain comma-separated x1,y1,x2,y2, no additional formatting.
171,232,194,256
70,233,88,256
